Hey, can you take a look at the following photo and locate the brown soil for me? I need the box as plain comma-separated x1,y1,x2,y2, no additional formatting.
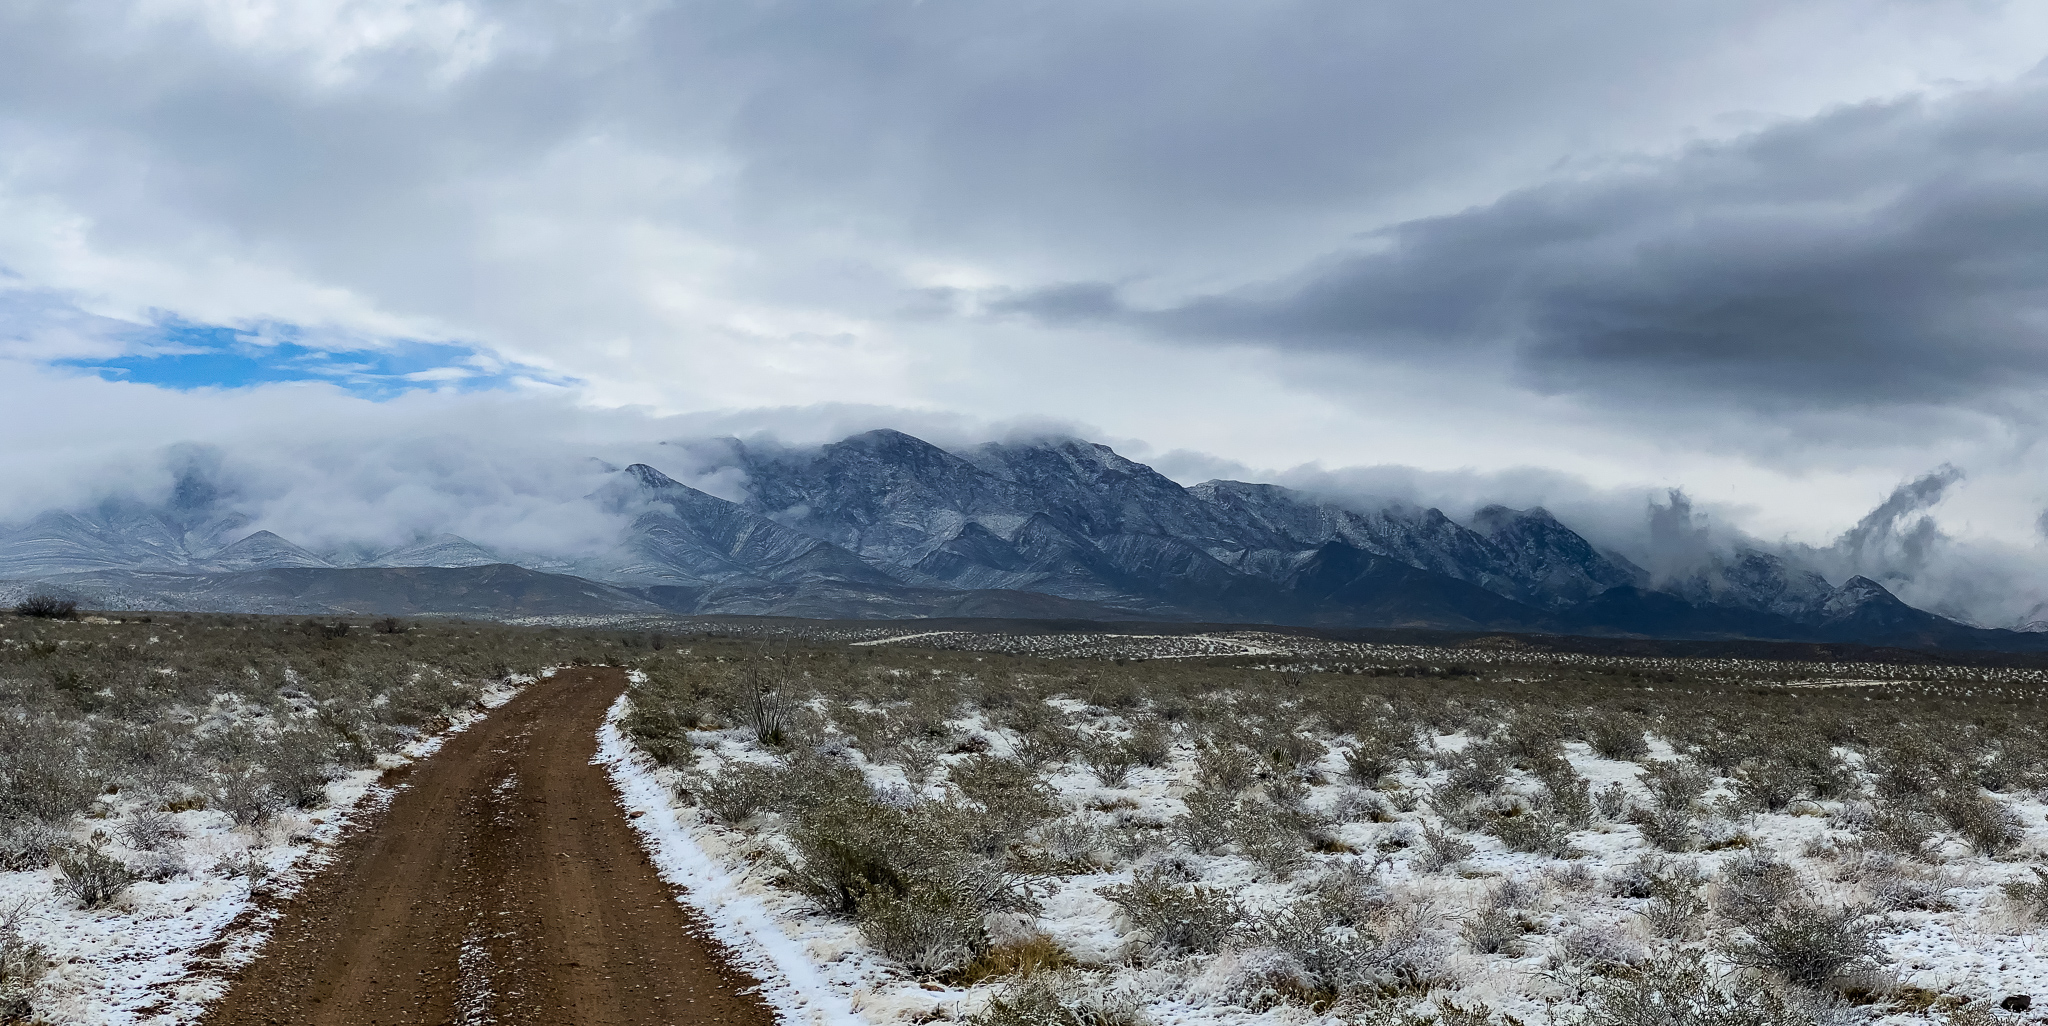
199,667,776,1026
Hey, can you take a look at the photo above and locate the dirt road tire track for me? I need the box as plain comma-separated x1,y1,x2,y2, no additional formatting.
198,667,778,1026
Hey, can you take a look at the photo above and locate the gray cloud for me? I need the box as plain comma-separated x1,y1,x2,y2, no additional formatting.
1009,73,2048,415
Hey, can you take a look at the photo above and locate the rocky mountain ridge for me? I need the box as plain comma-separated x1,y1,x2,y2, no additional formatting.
0,429,2036,650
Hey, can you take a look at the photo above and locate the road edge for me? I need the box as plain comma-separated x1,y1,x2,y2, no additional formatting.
594,693,872,1026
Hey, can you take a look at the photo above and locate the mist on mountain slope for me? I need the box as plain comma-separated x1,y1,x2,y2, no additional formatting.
7,412,2046,628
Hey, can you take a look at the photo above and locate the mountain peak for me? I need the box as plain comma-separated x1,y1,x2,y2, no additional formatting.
624,463,680,489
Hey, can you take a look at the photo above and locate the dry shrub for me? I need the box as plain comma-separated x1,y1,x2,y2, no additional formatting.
1723,905,1886,990
969,969,1142,1026
1573,951,1812,1026
1100,866,1239,957
2000,866,2048,924
961,933,1077,985
55,841,135,909
1586,714,1650,761
0,898,48,1024
12,595,75,619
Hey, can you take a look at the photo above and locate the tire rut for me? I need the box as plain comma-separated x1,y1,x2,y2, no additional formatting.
199,667,776,1026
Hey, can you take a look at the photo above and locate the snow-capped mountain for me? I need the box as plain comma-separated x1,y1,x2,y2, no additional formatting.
0,429,2035,649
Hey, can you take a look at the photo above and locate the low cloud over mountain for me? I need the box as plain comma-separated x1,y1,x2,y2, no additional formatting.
3,428,2039,650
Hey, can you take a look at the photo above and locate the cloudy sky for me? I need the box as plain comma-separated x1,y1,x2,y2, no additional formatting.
6,0,2048,618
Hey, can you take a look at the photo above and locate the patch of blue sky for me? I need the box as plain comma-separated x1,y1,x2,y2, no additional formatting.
53,321,570,398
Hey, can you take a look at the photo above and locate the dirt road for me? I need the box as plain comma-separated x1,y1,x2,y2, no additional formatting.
200,667,776,1026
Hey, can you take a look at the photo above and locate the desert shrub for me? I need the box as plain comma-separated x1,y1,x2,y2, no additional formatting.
1723,905,1886,989
1636,806,1700,853
1461,907,1526,956
1194,742,1258,792
1555,924,1648,973
961,931,1077,985
0,719,104,825
1085,741,1136,788
1100,866,1239,956
13,595,76,619
264,730,340,809
1123,720,1173,768
1640,758,1713,813
1343,724,1419,787
1930,791,2023,856
0,899,48,1024
1230,798,1313,878
695,762,788,826
1257,728,1328,777
1999,866,2048,924
55,841,135,909
737,684,791,747
1587,714,1650,761
1439,740,1510,797
1490,809,1579,859
1857,803,1940,860
1030,817,1108,874
118,810,182,851
1847,853,1955,912
951,755,1062,840
0,820,59,872
856,881,987,975
212,768,284,827
622,695,695,766
1636,859,1708,940
970,969,1142,1026
1571,951,1812,1026
1171,789,1236,854
1333,787,1396,823
1257,888,1444,997
1594,782,1630,821
1712,848,1799,927
778,784,1040,967
1412,824,1474,873
1731,760,1806,814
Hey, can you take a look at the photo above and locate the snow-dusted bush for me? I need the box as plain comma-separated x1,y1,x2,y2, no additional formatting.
1711,848,1800,927
1411,824,1474,874
116,809,182,851
1999,866,2048,924
1568,951,1811,1026
1731,760,1806,814
1722,904,1887,990
0,898,48,1024
1554,923,1647,972
0,820,60,872
55,840,135,909
1085,741,1136,788
1342,722,1420,789
970,969,1142,1026
1635,859,1708,940
1586,714,1650,761
1931,791,2024,856
1101,866,1239,957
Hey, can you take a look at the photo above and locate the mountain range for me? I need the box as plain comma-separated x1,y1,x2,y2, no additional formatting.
1,429,2039,651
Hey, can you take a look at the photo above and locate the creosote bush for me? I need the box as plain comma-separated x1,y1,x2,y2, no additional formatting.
12,595,76,620
1723,904,1886,990
1100,866,1239,957
55,841,135,909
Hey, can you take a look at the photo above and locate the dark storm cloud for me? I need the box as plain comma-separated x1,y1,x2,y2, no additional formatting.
1009,74,2048,411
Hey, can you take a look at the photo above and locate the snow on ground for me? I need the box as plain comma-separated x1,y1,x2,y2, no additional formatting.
598,665,2048,1026
2,674,534,1026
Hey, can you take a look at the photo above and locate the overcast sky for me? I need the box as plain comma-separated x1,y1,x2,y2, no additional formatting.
6,0,2048,604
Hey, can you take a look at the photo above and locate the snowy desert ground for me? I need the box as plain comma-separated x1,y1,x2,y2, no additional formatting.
0,613,624,1025
609,634,2048,1026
